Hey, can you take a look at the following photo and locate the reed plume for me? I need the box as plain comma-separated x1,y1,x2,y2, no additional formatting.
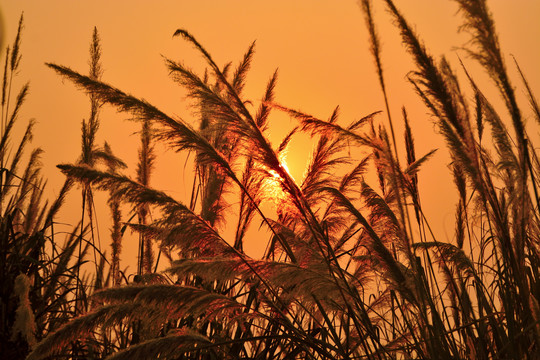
25,1,540,358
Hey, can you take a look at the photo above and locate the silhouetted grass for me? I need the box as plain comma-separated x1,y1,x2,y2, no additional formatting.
0,15,93,360
12,0,540,359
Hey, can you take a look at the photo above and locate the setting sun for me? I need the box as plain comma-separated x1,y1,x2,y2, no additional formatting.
265,161,292,206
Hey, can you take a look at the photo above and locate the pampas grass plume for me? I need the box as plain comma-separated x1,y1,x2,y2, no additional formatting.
11,273,37,348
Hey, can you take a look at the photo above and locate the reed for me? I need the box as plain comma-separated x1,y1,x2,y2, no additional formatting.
0,15,93,360
18,0,540,358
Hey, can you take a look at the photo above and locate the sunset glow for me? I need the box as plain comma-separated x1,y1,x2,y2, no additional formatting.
2,1,540,359
265,163,291,206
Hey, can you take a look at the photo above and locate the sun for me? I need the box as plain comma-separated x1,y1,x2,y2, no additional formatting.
264,158,294,206
269,161,291,180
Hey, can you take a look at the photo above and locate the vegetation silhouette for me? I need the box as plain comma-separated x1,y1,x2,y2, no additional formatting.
1,0,539,358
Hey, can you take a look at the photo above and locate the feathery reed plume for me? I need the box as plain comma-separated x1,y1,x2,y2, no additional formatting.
234,70,278,251
512,56,540,126
2,114,33,202
73,27,105,314
360,0,400,161
274,103,378,148
2,14,23,152
300,106,350,211
1,13,27,211
105,330,217,360
103,143,126,286
454,0,524,148
57,164,235,257
195,66,239,229
383,1,481,192
137,118,155,274
10,273,37,348
402,107,422,228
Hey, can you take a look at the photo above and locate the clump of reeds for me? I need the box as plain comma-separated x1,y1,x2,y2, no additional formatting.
24,0,540,359
0,15,92,360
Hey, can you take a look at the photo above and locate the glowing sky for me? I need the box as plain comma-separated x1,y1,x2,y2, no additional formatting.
1,0,539,262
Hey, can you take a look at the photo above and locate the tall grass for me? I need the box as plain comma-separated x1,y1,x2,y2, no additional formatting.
22,0,540,359
0,15,93,360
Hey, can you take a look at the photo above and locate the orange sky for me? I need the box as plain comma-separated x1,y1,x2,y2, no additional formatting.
1,1,539,264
